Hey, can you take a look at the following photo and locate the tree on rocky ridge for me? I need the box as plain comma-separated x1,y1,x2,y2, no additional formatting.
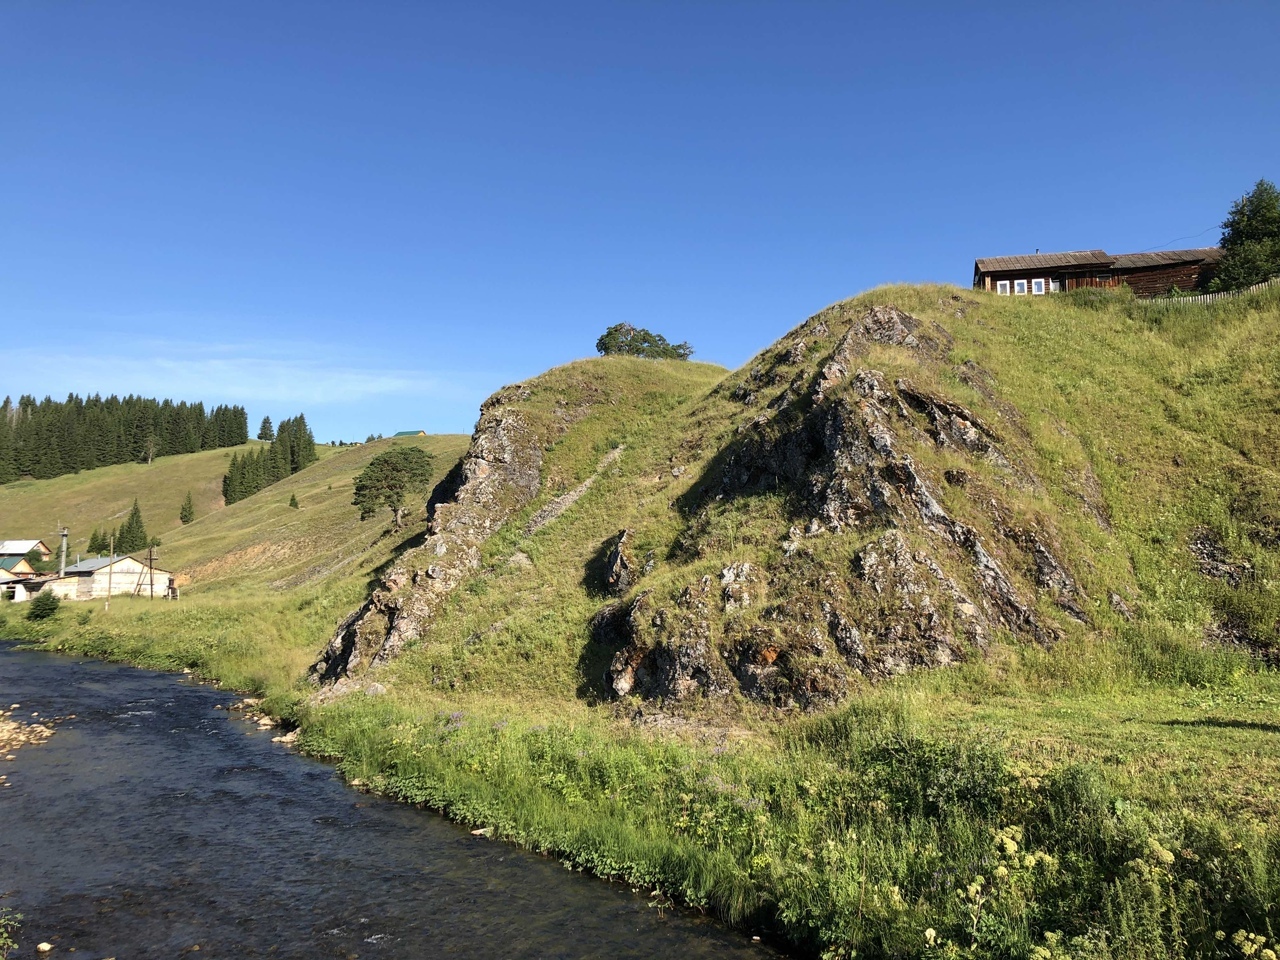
352,446,436,530
595,323,693,361
1212,178,1280,291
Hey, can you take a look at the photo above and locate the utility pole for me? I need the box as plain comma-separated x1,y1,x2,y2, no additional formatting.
59,525,68,578
147,544,155,600
105,533,114,612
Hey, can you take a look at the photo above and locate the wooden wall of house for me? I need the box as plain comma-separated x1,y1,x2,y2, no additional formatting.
1115,263,1214,297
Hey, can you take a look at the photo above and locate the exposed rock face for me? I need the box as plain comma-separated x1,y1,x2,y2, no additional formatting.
603,304,1088,708
310,385,548,689
603,529,637,597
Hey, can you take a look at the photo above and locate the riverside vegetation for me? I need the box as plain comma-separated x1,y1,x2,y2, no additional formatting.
5,284,1280,959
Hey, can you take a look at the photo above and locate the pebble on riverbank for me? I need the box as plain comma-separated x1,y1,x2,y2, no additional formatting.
0,706,55,756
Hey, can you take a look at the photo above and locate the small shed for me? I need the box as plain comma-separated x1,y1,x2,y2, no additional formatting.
392,430,427,437
0,539,52,561
47,555,175,601
0,569,40,602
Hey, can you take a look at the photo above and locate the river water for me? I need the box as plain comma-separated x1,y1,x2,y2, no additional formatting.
0,643,779,959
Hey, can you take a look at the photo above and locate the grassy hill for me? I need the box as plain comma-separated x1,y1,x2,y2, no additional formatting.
0,441,286,554
10,284,1280,959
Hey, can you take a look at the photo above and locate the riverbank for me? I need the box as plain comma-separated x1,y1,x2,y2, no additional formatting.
9,600,1280,960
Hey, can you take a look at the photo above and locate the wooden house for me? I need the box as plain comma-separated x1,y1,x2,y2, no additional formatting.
46,555,175,601
0,556,37,578
973,248,1221,298
0,539,52,561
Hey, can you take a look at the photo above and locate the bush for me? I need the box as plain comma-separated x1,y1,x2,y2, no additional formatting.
25,591,61,621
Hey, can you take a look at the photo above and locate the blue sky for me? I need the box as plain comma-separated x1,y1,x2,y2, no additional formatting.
2,2,1277,440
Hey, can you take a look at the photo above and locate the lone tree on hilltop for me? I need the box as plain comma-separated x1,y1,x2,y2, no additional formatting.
258,416,275,442
1211,178,1280,291
352,446,436,530
180,491,195,524
595,323,693,361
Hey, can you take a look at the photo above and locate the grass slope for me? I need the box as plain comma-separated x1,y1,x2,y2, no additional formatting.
0,441,287,553
10,287,1280,959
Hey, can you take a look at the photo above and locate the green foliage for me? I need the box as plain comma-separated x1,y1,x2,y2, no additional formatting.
25,590,60,620
289,492,299,509
179,490,195,524
1212,179,1280,291
116,499,149,554
595,323,693,360
0,393,248,484
352,446,436,529
86,527,108,555
0,905,21,959
222,414,318,504
258,416,275,442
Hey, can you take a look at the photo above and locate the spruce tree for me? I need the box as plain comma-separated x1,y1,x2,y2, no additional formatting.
289,492,299,509
258,416,275,441
180,491,195,524
87,528,107,555
117,499,149,555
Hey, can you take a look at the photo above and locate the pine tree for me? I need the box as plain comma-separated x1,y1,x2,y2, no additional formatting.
258,416,275,441
352,447,436,529
289,492,299,509
180,491,195,524
117,500,149,555
87,528,107,555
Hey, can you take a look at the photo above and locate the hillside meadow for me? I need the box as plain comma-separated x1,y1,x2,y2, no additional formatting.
6,284,1280,960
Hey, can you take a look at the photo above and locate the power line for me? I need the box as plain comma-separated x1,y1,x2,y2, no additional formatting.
1136,225,1218,253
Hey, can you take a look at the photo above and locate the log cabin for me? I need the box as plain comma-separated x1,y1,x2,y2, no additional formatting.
973,247,1221,298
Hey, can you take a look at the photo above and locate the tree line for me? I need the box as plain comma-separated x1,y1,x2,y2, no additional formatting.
222,414,318,504
0,394,249,483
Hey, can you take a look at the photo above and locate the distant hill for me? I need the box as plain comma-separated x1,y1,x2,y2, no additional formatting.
0,442,277,555
163,434,470,590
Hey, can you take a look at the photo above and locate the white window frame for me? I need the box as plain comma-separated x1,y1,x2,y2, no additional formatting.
1049,278,1060,293
1014,279,1028,295
996,280,1010,295
1032,278,1046,295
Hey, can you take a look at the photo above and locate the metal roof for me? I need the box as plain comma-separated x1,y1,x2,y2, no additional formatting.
0,556,32,571
0,539,49,556
974,250,1114,273
1110,248,1223,269
62,555,129,574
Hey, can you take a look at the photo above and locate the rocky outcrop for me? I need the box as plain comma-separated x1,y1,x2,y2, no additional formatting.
603,529,637,597
603,304,1088,708
310,385,549,690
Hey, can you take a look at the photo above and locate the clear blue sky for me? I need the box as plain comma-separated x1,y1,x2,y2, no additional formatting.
2,2,1277,440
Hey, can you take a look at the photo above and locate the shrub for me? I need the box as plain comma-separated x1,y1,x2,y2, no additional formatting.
26,590,61,621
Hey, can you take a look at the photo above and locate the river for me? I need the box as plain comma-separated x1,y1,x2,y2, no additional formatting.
0,642,779,959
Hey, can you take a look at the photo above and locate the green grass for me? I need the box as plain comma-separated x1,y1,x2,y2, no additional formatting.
7,286,1280,959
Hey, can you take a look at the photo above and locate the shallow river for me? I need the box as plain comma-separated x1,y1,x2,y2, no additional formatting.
0,643,780,959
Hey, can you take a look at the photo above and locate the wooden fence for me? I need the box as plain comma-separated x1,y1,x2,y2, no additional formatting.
1139,276,1280,306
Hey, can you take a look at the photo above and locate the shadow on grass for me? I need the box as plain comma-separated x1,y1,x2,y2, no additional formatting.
1161,718,1280,734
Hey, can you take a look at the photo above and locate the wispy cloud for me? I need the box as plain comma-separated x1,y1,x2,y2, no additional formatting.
0,338,483,408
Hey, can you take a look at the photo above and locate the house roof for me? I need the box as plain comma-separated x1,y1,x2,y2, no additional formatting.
392,430,426,437
974,250,1113,274
975,247,1224,276
1110,247,1223,269
0,539,49,556
62,555,130,574
0,556,34,572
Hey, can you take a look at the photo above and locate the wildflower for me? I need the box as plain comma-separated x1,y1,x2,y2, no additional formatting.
924,928,937,945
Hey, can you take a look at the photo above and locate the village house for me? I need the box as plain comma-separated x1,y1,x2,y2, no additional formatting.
0,567,41,603
973,247,1222,298
0,555,38,578
392,430,427,437
0,539,52,562
45,555,176,601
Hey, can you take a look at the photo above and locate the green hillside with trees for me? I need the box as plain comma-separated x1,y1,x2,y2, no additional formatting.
0,394,251,483
9,282,1280,959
